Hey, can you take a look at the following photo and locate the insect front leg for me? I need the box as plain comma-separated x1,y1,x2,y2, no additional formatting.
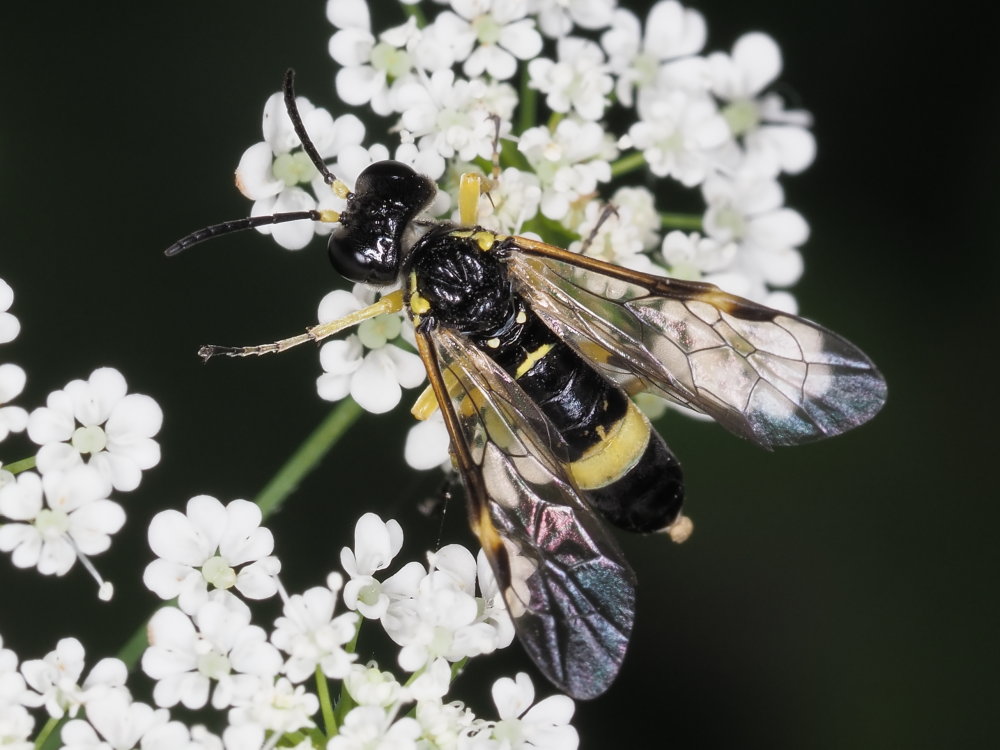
198,290,404,361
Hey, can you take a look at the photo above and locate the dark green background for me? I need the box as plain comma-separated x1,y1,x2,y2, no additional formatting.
1,1,993,747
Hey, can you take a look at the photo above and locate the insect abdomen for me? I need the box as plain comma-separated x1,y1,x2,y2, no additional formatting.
485,303,684,534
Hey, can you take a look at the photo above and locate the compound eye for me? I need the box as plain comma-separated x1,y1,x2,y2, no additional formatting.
328,227,399,286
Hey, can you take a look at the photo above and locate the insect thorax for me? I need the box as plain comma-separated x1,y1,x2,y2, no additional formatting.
405,227,516,336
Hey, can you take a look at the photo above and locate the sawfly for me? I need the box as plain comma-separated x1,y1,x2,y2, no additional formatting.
166,70,887,699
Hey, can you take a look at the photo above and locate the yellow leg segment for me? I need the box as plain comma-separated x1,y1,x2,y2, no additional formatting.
459,172,489,227
199,290,404,361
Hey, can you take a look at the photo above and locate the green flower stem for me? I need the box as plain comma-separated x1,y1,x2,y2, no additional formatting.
660,212,704,231
115,619,149,669
254,398,364,519
610,151,647,177
3,456,36,474
401,2,426,27
449,657,467,682
333,617,363,725
114,399,364,672
316,665,337,736
33,717,59,750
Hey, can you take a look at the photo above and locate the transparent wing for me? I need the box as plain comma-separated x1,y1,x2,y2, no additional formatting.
415,326,636,700
509,243,887,449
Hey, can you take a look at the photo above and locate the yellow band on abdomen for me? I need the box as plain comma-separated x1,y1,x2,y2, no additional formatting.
567,399,651,490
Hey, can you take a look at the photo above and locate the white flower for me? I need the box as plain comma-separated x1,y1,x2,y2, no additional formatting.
236,90,365,250
142,597,283,710
27,367,162,492
0,703,33,750
531,0,615,38
328,0,421,116
468,672,578,750
629,87,730,186
517,119,615,223
415,697,477,748
568,186,661,266
701,171,808,300
19,637,126,719
341,513,405,619
403,412,451,471
141,721,223,750
394,70,516,163
227,677,319,735
708,32,815,177
271,573,359,682
436,0,543,81
528,37,613,122
660,229,738,280
0,636,41,710
316,287,425,414
326,705,421,750
475,549,515,648
343,662,403,707
381,544,512,672
58,689,169,750
0,278,20,344
0,364,28,442
220,724,264,750
601,1,707,106
405,657,453,702
0,468,122,578
143,495,280,615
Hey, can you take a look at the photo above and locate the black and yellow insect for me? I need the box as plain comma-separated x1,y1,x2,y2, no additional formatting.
167,70,887,700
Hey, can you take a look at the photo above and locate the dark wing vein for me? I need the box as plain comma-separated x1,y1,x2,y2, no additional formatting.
508,246,887,448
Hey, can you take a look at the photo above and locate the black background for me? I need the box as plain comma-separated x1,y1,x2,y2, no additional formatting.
1,1,994,748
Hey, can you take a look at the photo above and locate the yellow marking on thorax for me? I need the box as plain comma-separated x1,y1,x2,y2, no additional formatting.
407,271,431,325
514,343,553,379
567,399,651,490
448,228,504,251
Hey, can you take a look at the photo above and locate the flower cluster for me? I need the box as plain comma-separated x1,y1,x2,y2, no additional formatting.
230,0,816,469
0,277,163,599
3,2,824,748
0,506,578,749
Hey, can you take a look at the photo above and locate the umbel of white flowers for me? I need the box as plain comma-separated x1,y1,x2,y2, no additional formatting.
0,1,822,747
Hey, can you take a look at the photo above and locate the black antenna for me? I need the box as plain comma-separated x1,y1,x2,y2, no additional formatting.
164,211,323,256
283,68,338,187
165,70,348,257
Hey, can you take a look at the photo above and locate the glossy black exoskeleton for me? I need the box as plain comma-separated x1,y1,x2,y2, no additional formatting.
329,161,437,285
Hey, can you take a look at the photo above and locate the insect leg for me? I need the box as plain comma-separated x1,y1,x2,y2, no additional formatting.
459,172,487,226
198,290,404,361
578,203,620,256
